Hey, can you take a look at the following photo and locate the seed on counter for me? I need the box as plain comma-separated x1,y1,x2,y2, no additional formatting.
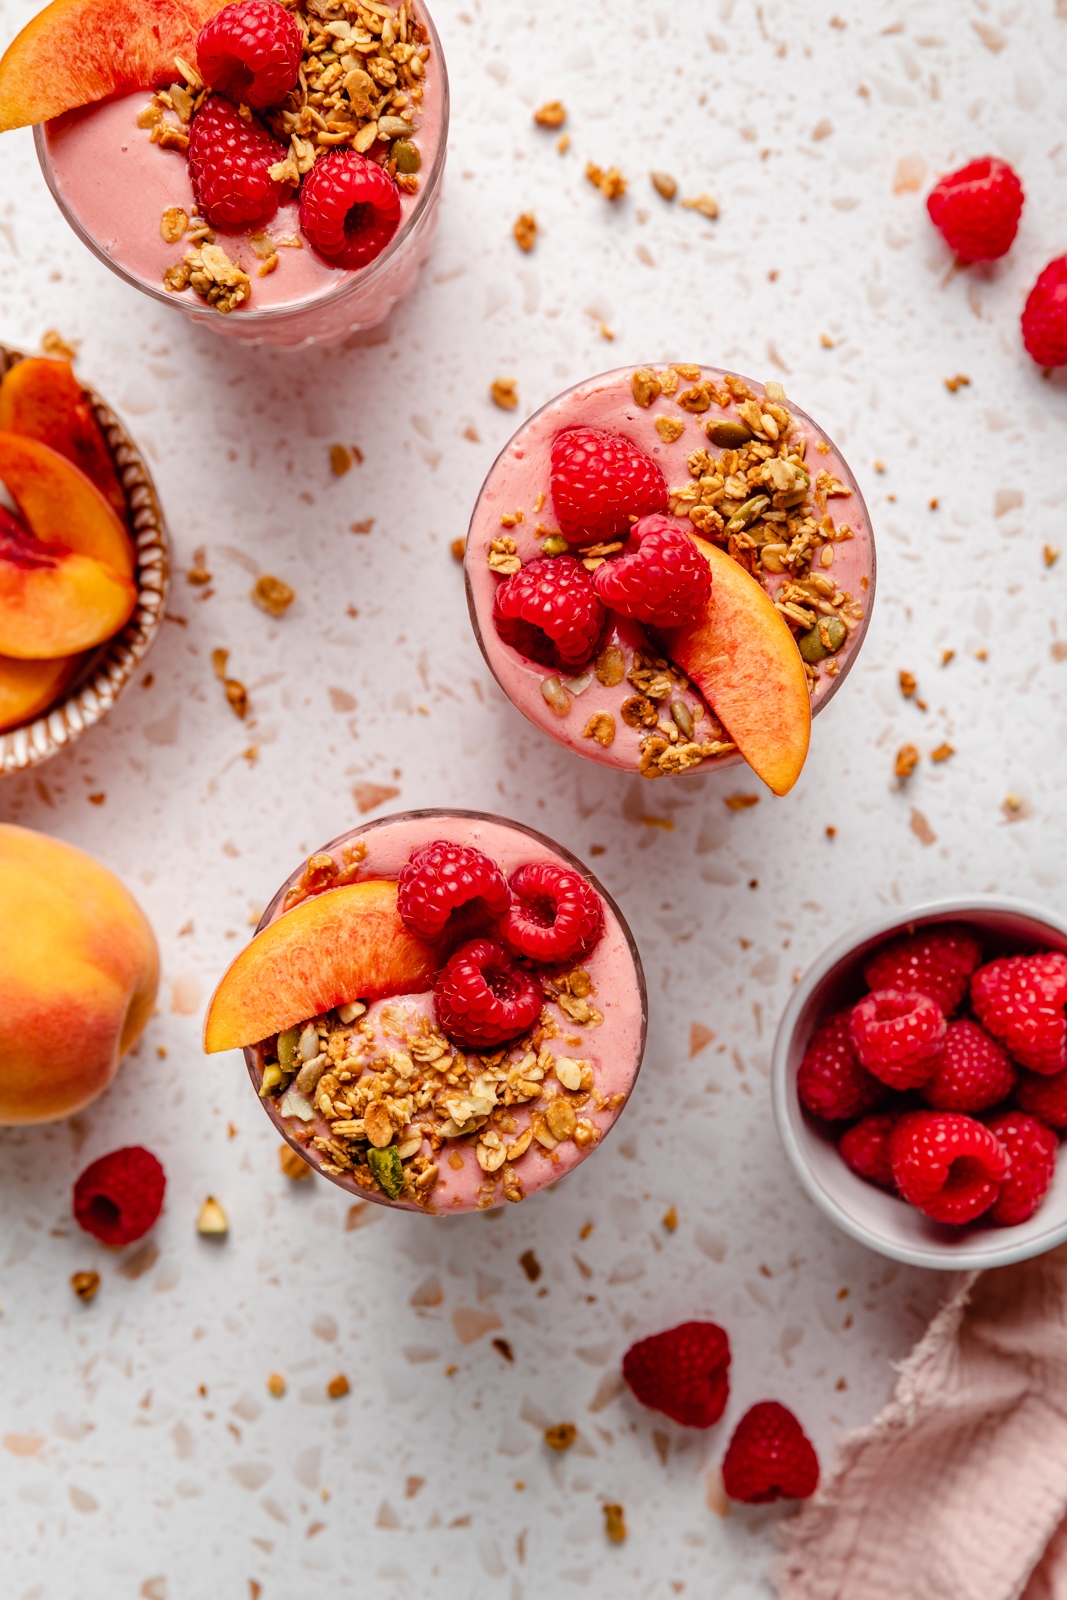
681,192,719,219
267,1372,286,1397
196,1196,228,1236
545,1423,577,1451
650,171,676,200
71,1270,100,1301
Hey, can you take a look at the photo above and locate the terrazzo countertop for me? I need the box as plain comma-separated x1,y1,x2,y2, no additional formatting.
0,0,1065,1595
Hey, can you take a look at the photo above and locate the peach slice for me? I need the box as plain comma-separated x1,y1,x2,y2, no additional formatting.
0,506,137,658
0,431,134,578
0,358,126,520
0,0,225,131
0,651,82,730
204,879,443,1053
661,535,811,796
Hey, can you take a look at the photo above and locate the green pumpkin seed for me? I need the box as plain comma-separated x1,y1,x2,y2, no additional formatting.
726,495,770,534
259,1062,287,1097
798,616,847,663
277,1027,301,1070
392,139,421,173
708,420,754,448
368,1145,405,1199
541,534,569,556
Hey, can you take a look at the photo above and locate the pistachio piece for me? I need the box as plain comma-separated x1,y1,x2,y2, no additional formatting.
707,420,753,448
277,1026,301,1070
391,139,421,173
541,676,571,717
367,1145,404,1199
541,534,569,556
797,616,847,663
595,643,626,686
259,1062,287,1097
670,700,694,740
725,495,770,534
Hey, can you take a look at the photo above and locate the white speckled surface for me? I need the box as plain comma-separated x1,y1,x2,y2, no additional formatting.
0,0,1065,1594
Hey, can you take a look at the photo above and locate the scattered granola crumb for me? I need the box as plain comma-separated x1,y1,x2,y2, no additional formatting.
327,1374,350,1399
545,1423,577,1452
603,1504,627,1544
582,711,615,747
491,378,519,410
187,546,211,585
1002,794,1028,821
944,374,971,393
196,1196,228,1236
976,648,988,661
451,537,467,561
899,670,916,699
534,100,566,128
519,1249,541,1282
680,193,719,219
557,133,570,154
655,416,685,443
1045,544,1060,567
514,212,537,252
724,793,759,811
160,205,189,243
225,679,249,720
87,792,105,806
351,518,374,535
71,1270,100,1301
874,459,886,473
929,498,939,510
640,814,674,830
331,444,353,476
662,1205,678,1232
492,1337,514,1362
267,1372,286,1397
586,162,627,200
930,743,955,762
599,322,615,341
41,330,78,359
631,368,662,407
177,242,250,313
211,647,229,680
895,744,920,780
942,649,955,666
650,171,677,200
279,1143,313,1180
252,574,295,617
257,253,279,278
825,825,837,838
821,333,835,348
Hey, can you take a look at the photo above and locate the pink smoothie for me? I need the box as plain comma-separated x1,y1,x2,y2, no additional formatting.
247,810,646,1215
465,365,876,778
35,0,446,348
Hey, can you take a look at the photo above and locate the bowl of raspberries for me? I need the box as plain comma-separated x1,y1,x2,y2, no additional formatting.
772,899,1067,1269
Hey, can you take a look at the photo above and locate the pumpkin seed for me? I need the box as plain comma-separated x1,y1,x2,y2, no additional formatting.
277,1026,301,1070
708,420,753,448
797,616,847,663
368,1145,404,1199
391,139,421,173
541,534,569,557
726,495,770,534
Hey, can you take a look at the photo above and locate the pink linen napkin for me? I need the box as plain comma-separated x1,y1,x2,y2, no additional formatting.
779,1243,1067,1600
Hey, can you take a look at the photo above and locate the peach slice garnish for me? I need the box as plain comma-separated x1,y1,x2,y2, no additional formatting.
660,534,811,796
204,879,443,1054
0,507,137,658
0,431,134,578
0,0,225,130
0,651,82,731
0,358,126,520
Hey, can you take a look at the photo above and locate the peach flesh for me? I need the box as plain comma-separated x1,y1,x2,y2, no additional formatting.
0,506,137,658
0,650,81,731
0,431,134,578
0,357,126,520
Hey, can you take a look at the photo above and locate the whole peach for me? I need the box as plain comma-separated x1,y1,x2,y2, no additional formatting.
0,823,159,1123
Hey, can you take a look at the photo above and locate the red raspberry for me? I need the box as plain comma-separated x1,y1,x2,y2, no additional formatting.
889,1111,1010,1225
497,860,603,964
188,95,286,229
1017,1068,1067,1128
396,841,510,943
839,1113,899,1189
550,427,668,544
73,1147,166,1247
298,150,402,270
196,0,302,110
796,1011,886,1122
848,989,946,1090
722,1402,819,1504
591,514,711,628
1022,257,1067,369
433,938,542,1047
493,556,604,670
921,1019,1016,1113
863,925,982,1016
622,1321,730,1428
984,1111,1057,1226
926,157,1024,264
971,952,1067,1074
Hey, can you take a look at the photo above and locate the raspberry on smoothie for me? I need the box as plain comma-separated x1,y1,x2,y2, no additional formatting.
465,365,875,796
203,811,646,1214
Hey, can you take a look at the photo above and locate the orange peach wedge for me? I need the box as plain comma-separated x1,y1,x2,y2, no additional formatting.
0,0,225,130
0,824,159,1123
660,535,811,796
0,505,136,658
0,431,134,578
0,357,126,520
204,880,442,1054
0,651,82,730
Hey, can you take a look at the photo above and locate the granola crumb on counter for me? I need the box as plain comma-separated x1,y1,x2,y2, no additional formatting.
603,1504,627,1543
586,162,627,200
491,378,519,411
513,212,537,252
895,744,919,780
252,574,296,617
533,100,566,127
681,192,719,218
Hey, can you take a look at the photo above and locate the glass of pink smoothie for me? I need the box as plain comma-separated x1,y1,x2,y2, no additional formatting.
465,364,876,783
241,809,646,1215
34,0,447,348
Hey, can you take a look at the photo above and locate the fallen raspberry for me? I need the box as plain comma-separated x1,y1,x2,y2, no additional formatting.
433,938,542,1047
890,1111,1010,1225
722,1402,819,1504
839,1113,899,1189
984,1111,1057,1226
73,1147,166,1247
397,841,510,943
493,555,604,670
1017,1068,1067,1129
863,925,982,1015
196,0,302,110
971,952,1067,1074
550,427,667,544
849,989,946,1090
188,95,286,229
622,1321,730,1428
921,1019,1016,1113
796,1011,886,1122
926,156,1024,263
1021,257,1067,369
592,514,711,628
298,149,403,271
498,860,603,964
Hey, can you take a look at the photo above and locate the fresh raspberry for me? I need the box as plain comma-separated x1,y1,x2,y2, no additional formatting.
397,841,510,943
73,1147,166,1247
921,1019,1016,1113
196,0,302,110
433,938,542,1047
1021,257,1067,369
889,1111,1010,1225
1017,1068,1067,1129
498,860,603,964
591,514,711,628
848,989,946,1090
839,1114,900,1190
622,1321,730,1428
863,925,982,1015
926,157,1024,264
493,556,604,670
971,952,1067,1074
984,1111,1057,1226
188,95,286,229
550,427,668,544
796,1011,886,1122
722,1402,819,1504
298,150,402,270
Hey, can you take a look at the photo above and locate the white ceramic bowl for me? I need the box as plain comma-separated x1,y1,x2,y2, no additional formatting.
772,896,1067,1271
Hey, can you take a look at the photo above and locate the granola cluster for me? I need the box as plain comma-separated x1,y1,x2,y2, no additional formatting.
259,966,615,1210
